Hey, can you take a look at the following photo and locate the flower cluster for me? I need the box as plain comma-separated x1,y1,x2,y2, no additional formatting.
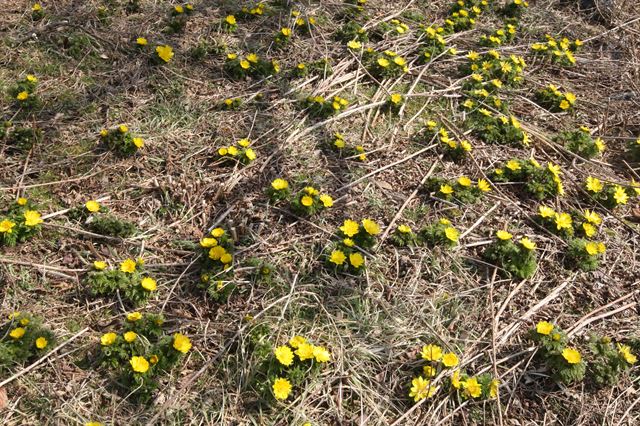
419,218,460,248
327,219,381,273
484,230,537,279
9,74,39,110
444,0,488,33
302,94,349,118
492,158,564,200
166,3,194,34
331,132,367,161
425,176,491,205
99,124,144,156
1,122,42,152
0,312,54,373
217,138,257,165
531,35,582,67
221,14,237,32
584,176,637,209
31,3,44,20
500,0,529,19
68,199,136,238
557,127,605,159
336,21,368,44
537,84,577,112
290,185,334,216
99,312,191,402
199,227,235,301
418,26,447,63
376,18,410,38
292,11,317,35
530,322,585,383
221,97,242,110
426,121,473,162
270,336,331,401
291,58,333,79
86,258,156,306
274,27,293,46
462,50,526,86
471,111,530,146
0,198,43,247
238,2,266,18
224,52,279,79
479,24,517,47
565,238,606,271
363,49,409,79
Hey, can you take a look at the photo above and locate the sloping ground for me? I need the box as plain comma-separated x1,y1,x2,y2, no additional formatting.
1,0,640,424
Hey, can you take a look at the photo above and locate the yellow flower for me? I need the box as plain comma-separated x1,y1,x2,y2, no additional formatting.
156,45,174,63
554,212,572,230
423,365,436,377
439,218,451,225
270,178,289,191
565,92,576,104
280,27,292,37
10,328,25,339
343,238,355,247
562,348,581,364
273,377,292,400
313,346,331,362
227,53,238,60
451,370,461,389
444,227,459,242
421,344,442,362
85,200,101,213
101,332,117,346
462,377,482,398
440,184,454,195
506,160,521,171
225,15,236,25
26,74,37,82
174,5,184,13
409,376,437,402
329,250,346,265
127,312,142,321
124,331,137,343
319,194,333,208
457,176,472,187
32,3,42,12
538,205,555,218
398,224,411,234
477,179,491,192
301,195,313,207
93,260,107,270
35,337,48,349
295,343,315,360
211,227,225,238
585,176,602,193
133,137,144,148
613,186,628,205
340,219,360,237
209,246,226,260
220,253,232,264
23,210,43,226
617,344,637,364
120,258,136,273
289,335,306,348
349,252,365,268
489,379,499,398
520,237,536,250
274,345,294,366
200,237,218,248
442,352,459,367
173,333,192,353
585,242,599,256
17,197,28,206
594,138,605,152
118,124,128,133
237,138,250,148
0,220,16,234
377,57,390,67
244,148,256,161
362,219,380,235
130,356,150,373
536,321,554,335
559,100,570,110
582,223,596,237
390,93,403,105
16,91,29,101
347,40,362,49
583,210,602,225
100,129,108,137
136,37,148,46
496,230,512,241
141,277,157,291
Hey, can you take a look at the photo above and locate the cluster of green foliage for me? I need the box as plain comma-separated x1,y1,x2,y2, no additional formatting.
97,313,191,402
0,199,43,247
418,218,460,249
492,158,563,200
302,95,348,118
531,35,581,67
529,323,586,384
471,112,529,146
417,26,447,63
557,128,604,159
484,233,537,279
217,138,257,165
629,138,640,161
289,186,333,216
479,24,517,47
68,203,136,238
588,336,637,387
1,122,43,151
536,84,576,112
0,312,54,374
461,50,526,85
100,125,144,156
9,75,40,110
329,132,367,161
500,0,529,19
85,259,156,306
424,121,473,163
565,238,605,272
199,228,235,302
325,219,380,274
362,49,409,79
444,0,488,33
165,3,194,34
335,20,368,43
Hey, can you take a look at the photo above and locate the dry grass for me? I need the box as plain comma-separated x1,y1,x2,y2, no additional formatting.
1,0,640,424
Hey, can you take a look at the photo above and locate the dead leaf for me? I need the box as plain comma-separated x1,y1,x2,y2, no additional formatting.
0,387,8,410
